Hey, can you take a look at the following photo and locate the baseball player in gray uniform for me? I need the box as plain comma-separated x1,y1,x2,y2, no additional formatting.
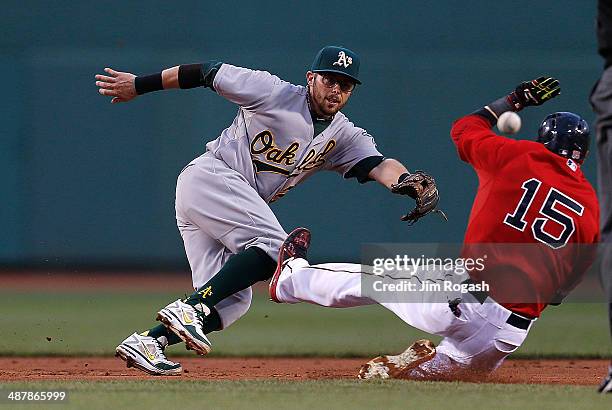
95,46,438,376
591,0,612,394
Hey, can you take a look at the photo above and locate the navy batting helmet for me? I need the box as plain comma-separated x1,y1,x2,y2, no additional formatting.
536,112,590,163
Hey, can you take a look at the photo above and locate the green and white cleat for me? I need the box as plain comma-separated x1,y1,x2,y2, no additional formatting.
156,299,212,356
115,332,182,376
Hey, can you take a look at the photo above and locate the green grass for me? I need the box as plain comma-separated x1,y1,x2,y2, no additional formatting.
0,291,610,357
0,380,610,410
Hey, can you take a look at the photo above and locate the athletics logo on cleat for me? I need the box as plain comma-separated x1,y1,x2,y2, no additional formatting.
333,51,352,68
198,286,213,298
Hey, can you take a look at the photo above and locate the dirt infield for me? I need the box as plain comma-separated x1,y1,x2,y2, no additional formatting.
0,357,607,385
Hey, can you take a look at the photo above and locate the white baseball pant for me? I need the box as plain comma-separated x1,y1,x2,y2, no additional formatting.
274,258,535,378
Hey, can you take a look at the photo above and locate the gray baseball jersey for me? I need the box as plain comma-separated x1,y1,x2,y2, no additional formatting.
177,63,382,328
206,64,382,202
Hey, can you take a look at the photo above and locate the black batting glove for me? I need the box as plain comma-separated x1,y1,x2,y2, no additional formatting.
507,76,560,110
476,76,561,124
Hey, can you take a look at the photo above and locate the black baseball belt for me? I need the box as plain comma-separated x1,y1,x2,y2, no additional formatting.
461,279,534,330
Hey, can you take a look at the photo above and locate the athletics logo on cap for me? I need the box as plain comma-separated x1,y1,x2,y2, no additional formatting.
332,51,353,68
311,46,362,84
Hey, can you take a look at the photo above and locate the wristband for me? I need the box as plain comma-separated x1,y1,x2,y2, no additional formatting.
178,64,204,89
470,107,498,128
134,73,163,95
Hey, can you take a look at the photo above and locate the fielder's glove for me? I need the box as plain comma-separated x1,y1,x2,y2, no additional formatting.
391,171,447,225
507,76,560,111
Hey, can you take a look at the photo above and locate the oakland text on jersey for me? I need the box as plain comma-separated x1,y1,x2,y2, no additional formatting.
270,139,338,200
295,140,337,172
250,130,300,168
250,129,338,176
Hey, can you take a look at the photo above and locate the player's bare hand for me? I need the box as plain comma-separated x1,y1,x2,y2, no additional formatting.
95,68,137,104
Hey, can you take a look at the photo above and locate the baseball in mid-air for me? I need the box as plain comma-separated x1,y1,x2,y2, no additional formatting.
497,111,522,134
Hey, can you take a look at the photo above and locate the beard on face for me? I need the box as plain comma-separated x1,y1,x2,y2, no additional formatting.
309,80,348,118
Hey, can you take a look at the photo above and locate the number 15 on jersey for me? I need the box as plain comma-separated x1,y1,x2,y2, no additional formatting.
504,178,584,249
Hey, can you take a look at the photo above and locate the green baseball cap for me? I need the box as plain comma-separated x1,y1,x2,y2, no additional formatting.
311,45,361,85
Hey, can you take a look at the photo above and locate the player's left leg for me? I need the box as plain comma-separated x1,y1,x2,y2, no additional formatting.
177,154,286,305
273,256,461,334
272,257,377,307
271,229,439,311
156,154,285,354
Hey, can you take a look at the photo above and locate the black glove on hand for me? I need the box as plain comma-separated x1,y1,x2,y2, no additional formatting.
507,76,561,110
479,76,561,122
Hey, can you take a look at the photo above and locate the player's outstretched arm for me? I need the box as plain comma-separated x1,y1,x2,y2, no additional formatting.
368,158,408,189
95,66,184,104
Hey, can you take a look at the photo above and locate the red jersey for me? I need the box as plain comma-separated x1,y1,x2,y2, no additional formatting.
451,114,600,317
